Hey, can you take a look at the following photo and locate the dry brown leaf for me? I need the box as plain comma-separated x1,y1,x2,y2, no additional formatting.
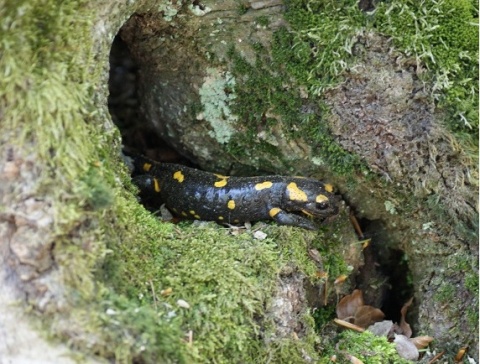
454,346,468,362
410,335,434,349
354,305,385,328
316,271,328,279
334,274,348,285
336,289,364,320
346,354,364,364
308,249,322,263
160,287,173,296
399,297,413,338
361,239,371,249
334,318,365,332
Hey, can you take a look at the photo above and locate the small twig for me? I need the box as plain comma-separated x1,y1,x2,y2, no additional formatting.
427,350,445,364
349,213,364,239
149,280,158,310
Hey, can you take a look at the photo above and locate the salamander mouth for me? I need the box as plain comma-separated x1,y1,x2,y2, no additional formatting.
301,209,314,217
301,208,338,219
300,198,340,219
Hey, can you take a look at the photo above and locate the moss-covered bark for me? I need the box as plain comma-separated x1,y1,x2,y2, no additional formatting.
0,0,477,362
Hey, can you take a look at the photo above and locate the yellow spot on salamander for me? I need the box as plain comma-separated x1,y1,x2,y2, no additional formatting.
143,162,152,172
287,182,308,202
189,210,196,215
194,214,201,219
153,178,161,192
181,211,188,217
325,183,334,193
269,207,281,218
255,181,273,190
173,171,185,183
227,200,236,210
218,216,224,221
316,194,329,203
214,177,228,188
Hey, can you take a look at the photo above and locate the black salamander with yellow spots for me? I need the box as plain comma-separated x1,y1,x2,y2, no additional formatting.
128,155,339,230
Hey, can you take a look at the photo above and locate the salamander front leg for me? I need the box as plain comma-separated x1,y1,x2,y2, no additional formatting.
269,208,318,230
132,175,164,206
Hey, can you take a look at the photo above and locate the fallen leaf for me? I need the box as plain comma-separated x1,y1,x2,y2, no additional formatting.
334,274,348,285
394,334,419,361
346,354,364,364
399,297,413,338
361,239,371,249
177,299,190,309
316,271,328,279
185,330,193,346
410,335,434,349
308,249,322,263
253,230,267,240
334,318,365,333
337,289,364,320
354,305,385,328
367,320,394,337
454,346,468,362
160,287,173,296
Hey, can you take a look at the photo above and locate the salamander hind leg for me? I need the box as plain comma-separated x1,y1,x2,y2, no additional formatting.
269,207,318,230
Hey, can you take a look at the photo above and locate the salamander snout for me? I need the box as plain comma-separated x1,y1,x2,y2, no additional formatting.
282,179,340,219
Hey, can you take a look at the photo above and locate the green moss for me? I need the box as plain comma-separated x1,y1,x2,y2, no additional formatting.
256,15,270,27
446,253,479,296
312,305,336,329
0,0,115,302
2,1,194,361
435,282,455,302
97,204,337,362
373,0,479,147
227,42,368,176
273,0,366,94
466,306,479,326
325,330,412,364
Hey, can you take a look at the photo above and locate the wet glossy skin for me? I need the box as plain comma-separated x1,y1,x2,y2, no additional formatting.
130,156,339,230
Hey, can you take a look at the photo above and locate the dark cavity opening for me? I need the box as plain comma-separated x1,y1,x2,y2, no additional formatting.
355,218,415,325
108,34,191,165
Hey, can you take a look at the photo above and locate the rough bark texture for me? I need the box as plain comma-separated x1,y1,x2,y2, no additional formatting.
0,0,477,362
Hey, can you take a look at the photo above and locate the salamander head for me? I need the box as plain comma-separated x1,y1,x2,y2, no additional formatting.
281,179,339,219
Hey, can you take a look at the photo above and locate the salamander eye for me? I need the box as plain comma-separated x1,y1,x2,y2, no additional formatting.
315,194,329,210
316,201,329,210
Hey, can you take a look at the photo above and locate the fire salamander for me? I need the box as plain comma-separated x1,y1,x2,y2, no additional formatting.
128,154,339,230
